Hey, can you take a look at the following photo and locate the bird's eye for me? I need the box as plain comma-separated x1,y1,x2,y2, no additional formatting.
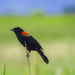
14,28,17,30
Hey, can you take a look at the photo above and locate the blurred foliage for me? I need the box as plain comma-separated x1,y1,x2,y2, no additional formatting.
0,14,75,42
0,14,75,75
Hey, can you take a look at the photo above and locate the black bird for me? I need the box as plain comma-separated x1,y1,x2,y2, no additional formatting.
11,27,49,64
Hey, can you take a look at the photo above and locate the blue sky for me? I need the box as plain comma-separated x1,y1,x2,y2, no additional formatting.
0,0,75,15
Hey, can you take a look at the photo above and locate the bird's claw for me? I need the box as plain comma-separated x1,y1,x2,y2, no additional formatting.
26,54,30,57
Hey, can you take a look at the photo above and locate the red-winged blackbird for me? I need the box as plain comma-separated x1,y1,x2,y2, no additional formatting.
11,27,49,64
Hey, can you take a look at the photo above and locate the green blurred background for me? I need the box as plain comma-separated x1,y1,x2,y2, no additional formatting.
0,0,75,75
0,15,75,75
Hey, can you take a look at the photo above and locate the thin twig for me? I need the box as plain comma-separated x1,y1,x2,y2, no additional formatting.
24,41,31,75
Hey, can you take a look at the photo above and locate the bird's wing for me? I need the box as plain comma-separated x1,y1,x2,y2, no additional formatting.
21,34,43,50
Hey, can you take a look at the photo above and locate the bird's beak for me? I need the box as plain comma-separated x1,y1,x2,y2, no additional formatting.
10,28,14,31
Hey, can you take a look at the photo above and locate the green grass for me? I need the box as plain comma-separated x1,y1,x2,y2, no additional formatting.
0,15,75,75
0,15,75,42
3,61,6,75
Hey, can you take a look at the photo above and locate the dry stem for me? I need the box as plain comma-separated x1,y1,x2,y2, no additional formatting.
24,41,31,75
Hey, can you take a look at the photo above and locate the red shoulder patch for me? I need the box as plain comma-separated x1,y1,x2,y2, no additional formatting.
21,31,30,36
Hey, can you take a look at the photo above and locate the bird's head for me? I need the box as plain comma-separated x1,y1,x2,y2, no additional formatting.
11,27,24,34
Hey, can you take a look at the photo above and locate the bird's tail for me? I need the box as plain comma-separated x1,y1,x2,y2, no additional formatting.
38,50,49,64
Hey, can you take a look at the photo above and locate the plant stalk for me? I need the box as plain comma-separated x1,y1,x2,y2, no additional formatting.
24,41,31,75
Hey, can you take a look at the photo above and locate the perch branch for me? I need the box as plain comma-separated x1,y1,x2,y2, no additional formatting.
24,41,31,75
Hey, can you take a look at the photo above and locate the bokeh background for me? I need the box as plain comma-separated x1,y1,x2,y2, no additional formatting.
0,0,75,75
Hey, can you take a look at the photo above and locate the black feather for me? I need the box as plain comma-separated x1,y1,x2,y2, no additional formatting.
11,27,49,64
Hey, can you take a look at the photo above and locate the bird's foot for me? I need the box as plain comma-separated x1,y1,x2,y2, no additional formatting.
26,54,30,57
